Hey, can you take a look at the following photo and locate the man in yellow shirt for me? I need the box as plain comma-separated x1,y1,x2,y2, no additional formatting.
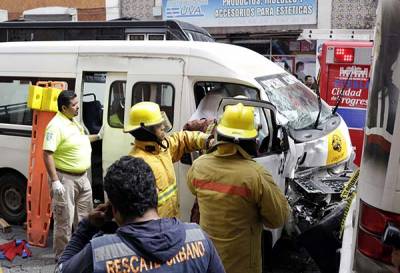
43,90,102,260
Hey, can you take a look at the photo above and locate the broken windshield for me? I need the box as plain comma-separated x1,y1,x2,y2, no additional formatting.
256,73,331,130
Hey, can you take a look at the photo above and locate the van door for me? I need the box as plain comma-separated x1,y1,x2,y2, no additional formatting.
123,57,185,213
124,57,184,129
102,73,133,176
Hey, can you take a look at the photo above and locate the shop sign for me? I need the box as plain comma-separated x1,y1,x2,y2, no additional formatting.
162,0,317,27
327,65,370,109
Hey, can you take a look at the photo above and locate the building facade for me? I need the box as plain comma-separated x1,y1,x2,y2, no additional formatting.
0,0,378,79
120,0,377,79
0,0,107,21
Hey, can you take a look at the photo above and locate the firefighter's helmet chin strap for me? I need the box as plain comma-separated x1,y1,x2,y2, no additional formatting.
158,137,169,151
131,124,169,151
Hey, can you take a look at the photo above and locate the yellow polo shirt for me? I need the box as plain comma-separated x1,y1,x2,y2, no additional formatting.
43,112,92,173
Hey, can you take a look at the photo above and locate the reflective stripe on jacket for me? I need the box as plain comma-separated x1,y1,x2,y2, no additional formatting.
90,223,222,273
129,131,208,218
187,143,290,273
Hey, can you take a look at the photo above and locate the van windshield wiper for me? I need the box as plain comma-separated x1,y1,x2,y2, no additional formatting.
314,73,322,129
332,71,352,115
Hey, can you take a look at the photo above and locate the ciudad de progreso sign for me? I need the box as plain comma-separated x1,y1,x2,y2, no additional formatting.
162,0,317,27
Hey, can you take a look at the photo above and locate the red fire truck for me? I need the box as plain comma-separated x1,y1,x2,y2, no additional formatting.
318,41,373,166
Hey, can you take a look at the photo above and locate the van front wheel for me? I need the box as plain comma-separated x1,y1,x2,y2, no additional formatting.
0,174,26,224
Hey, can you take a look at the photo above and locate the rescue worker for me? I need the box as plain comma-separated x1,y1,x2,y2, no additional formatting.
57,156,225,273
125,101,213,218
43,90,103,260
187,103,290,273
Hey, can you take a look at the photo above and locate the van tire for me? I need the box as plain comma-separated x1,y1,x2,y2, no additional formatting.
0,173,26,224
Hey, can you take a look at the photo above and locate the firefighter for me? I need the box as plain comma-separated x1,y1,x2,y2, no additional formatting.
187,102,290,273
125,101,213,218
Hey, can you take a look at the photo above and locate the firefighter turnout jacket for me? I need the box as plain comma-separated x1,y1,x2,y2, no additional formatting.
187,142,290,273
129,131,209,218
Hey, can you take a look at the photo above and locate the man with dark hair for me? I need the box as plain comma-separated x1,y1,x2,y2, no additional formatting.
305,75,318,92
56,156,225,273
188,103,289,273
43,90,103,260
304,75,313,87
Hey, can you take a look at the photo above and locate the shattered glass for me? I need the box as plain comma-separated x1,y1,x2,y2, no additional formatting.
257,74,332,130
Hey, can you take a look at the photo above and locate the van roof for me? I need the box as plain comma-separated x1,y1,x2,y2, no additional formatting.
0,19,211,37
0,40,285,78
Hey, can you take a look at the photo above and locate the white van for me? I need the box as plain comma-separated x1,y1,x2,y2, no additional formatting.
0,40,353,248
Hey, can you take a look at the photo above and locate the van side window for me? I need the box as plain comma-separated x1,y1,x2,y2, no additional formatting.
0,77,75,126
132,82,175,125
108,81,126,128
0,80,32,126
190,82,259,120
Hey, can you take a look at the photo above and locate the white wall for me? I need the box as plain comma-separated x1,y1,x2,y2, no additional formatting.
106,0,120,21
0,9,8,22
317,0,332,29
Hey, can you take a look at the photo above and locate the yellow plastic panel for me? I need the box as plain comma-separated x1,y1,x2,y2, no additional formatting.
41,87,62,112
27,85,44,110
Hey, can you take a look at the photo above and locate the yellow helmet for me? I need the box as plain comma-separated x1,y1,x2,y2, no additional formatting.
217,103,258,139
124,101,164,132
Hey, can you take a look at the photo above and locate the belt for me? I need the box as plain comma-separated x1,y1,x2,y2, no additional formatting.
56,169,86,176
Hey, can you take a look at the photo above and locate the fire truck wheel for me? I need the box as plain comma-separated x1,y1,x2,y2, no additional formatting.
0,173,26,224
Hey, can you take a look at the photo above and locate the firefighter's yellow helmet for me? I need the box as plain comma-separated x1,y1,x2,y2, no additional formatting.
124,101,164,132
217,103,258,139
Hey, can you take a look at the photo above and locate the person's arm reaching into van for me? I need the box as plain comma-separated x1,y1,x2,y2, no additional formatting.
168,131,213,162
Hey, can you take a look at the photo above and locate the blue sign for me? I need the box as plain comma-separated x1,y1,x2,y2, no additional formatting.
162,0,317,27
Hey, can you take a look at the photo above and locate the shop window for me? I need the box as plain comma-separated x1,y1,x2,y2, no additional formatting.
108,81,126,128
132,82,175,125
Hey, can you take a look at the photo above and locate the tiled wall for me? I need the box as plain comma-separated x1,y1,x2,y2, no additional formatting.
331,0,377,29
121,0,156,20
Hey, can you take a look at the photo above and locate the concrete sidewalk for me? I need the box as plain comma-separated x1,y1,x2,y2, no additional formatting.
0,225,55,273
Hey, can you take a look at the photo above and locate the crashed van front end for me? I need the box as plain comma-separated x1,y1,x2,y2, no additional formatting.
257,73,355,270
